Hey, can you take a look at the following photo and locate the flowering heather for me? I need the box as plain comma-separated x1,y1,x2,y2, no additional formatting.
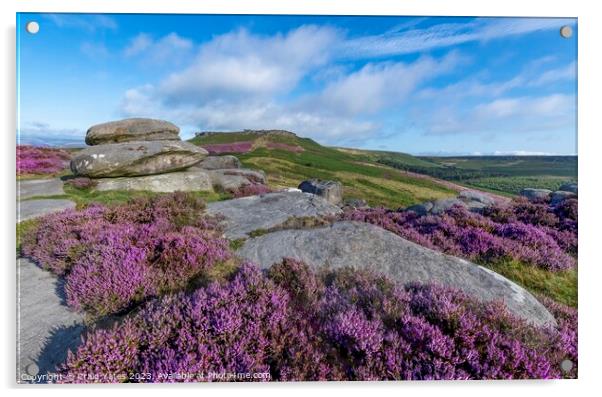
201,141,254,154
265,142,304,153
58,260,576,382
342,198,577,271
64,177,97,190
228,183,273,198
21,193,230,317
17,145,70,176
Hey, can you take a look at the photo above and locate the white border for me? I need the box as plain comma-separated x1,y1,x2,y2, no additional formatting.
2,0,601,395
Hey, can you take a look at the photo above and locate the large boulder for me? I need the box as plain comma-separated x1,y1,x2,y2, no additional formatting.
430,198,468,215
196,155,241,170
206,169,266,191
95,170,213,193
85,118,180,145
298,179,343,205
458,190,496,206
559,182,578,194
520,188,552,202
406,201,434,216
550,190,577,205
206,191,342,239
70,141,208,178
237,221,556,327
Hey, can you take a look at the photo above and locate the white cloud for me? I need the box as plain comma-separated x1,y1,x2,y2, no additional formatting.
530,61,576,86
123,33,194,64
80,41,110,59
45,14,118,32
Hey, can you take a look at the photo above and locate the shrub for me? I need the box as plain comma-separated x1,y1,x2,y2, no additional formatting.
58,260,576,382
228,183,273,198
17,145,70,176
342,198,577,271
201,141,254,154
21,193,230,317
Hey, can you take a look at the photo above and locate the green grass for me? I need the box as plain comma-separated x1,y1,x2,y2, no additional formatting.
483,259,577,307
465,176,576,195
16,218,39,254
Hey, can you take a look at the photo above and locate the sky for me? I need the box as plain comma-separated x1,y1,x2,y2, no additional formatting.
17,13,577,155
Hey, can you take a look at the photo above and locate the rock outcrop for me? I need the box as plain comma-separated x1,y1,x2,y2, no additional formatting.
520,188,553,202
559,182,577,194
95,170,213,193
298,179,343,205
551,190,577,205
85,118,180,145
71,141,207,178
407,190,497,216
206,191,342,239
237,221,557,327
196,155,241,170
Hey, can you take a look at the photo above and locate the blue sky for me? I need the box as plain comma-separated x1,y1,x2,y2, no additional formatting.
17,13,577,155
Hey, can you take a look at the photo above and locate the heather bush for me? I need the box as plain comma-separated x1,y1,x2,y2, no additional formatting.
343,198,577,271
17,145,70,176
58,259,576,382
64,177,97,190
21,193,230,317
228,183,273,198
201,141,254,154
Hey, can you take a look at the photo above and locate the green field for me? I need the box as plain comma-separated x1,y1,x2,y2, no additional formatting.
190,132,457,208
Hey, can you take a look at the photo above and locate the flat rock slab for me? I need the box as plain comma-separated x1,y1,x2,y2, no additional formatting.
18,199,76,222
70,141,208,178
17,258,85,383
237,221,556,327
18,179,64,200
96,170,213,193
206,191,342,239
86,118,180,145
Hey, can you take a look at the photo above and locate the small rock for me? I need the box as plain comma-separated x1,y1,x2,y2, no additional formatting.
206,191,342,239
458,190,495,206
95,170,213,193
18,179,64,200
551,190,577,205
520,188,552,202
406,202,433,216
196,155,241,170
237,221,556,327
85,118,180,145
559,183,578,194
18,199,76,222
343,198,368,209
70,141,208,178
298,179,343,205
430,198,468,215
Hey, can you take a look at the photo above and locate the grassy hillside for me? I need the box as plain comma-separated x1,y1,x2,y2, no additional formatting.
190,131,457,208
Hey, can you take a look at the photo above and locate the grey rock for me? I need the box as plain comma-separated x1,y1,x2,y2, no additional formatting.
85,118,180,145
206,169,267,191
237,221,556,327
520,188,552,202
430,198,468,215
196,155,241,170
463,200,489,213
95,170,213,193
551,190,577,205
458,190,496,206
17,258,85,383
298,179,343,205
206,191,342,239
406,202,433,216
18,178,64,200
343,198,368,209
559,183,578,194
18,199,76,222
70,141,208,178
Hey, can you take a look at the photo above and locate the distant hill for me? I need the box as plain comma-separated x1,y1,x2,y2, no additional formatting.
189,131,458,208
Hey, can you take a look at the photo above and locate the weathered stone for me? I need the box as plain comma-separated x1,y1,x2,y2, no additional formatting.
18,199,76,222
458,190,496,206
298,179,343,205
95,170,213,193
520,188,552,202
559,183,578,194
196,155,241,170
70,141,208,178
237,221,556,327
430,198,468,215
206,169,267,191
85,118,180,145
206,191,342,239
406,202,433,216
18,178,64,200
343,198,368,209
551,190,577,205
17,258,85,383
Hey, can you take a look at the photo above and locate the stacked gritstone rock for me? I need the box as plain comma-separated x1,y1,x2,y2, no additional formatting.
70,118,266,193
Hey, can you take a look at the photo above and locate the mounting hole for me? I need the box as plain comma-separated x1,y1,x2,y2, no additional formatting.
26,21,40,34
25,362,39,376
560,359,574,372
560,25,572,39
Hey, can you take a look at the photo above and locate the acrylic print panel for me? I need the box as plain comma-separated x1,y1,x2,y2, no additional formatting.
16,13,577,383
